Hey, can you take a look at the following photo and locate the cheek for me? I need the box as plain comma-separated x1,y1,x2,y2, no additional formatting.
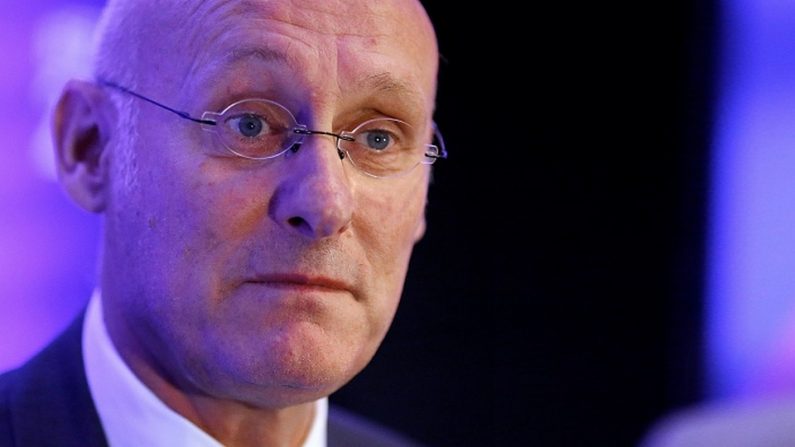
165,164,268,290
114,152,259,301
185,163,265,242
355,173,429,322
126,112,262,242
360,173,428,255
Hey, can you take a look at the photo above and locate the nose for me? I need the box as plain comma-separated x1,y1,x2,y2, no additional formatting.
268,135,354,239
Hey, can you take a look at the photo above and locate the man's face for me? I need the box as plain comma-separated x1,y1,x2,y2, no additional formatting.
99,0,438,407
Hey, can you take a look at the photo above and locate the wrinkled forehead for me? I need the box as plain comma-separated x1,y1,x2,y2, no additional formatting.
129,0,438,107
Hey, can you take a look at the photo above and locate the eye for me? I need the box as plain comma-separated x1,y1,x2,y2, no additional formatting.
228,113,267,138
364,130,392,151
352,121,405,153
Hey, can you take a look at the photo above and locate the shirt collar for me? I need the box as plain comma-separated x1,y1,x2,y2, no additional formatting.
82,290,328,447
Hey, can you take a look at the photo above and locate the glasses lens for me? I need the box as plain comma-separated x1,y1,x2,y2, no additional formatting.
216,99,298,159
340,118,423,177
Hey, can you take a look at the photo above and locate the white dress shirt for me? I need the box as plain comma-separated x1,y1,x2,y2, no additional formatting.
82,291,327,447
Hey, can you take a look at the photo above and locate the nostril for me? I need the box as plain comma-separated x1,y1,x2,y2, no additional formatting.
285,216,318,238
287,216,305,228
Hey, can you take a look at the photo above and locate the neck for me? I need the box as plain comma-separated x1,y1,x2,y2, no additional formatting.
161,388,316,447
120,339,317,447
102,303,318,447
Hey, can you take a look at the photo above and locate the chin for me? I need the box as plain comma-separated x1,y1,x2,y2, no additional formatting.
206,324,378,407
267,342,371,396
221,360,360,409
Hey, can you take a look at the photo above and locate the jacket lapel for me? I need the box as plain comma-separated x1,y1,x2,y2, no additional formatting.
4,312,108,446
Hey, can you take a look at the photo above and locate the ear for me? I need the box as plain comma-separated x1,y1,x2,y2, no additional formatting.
52,80,115,213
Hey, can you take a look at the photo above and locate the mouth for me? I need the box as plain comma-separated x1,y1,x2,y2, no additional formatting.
248,274,352,293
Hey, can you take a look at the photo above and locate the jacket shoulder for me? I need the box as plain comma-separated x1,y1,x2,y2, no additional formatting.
328,405,423,447
0,314,107,447
641,397,795,447
0,368,17,446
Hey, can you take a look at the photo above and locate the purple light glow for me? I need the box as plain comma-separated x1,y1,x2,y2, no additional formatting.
708,0,795,398
0,1,101,372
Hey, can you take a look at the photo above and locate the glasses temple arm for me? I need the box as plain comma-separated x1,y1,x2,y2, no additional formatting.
97,79,216,126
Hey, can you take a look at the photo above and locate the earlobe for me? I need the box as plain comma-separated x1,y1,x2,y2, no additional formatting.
52,80,114,213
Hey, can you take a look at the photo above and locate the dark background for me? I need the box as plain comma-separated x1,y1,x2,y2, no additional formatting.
332,1,719,446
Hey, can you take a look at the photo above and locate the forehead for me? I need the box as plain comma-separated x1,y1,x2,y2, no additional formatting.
135,0,437,112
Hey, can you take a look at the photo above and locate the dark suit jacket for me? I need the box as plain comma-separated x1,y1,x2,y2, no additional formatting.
0,314,420,447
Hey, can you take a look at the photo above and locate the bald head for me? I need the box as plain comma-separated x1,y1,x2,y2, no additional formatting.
93,0,438,95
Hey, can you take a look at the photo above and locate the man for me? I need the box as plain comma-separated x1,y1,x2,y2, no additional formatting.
0,0,447,445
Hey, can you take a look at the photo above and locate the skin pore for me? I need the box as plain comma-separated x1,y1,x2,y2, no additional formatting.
55,0,439,446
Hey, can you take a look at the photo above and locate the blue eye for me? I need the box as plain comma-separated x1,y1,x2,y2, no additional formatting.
231,114,265,137
365,131,391,151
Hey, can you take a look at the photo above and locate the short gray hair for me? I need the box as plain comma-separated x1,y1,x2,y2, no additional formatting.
90,0,142,192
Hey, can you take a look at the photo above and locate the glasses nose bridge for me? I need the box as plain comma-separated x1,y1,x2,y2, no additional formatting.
293,128,353,159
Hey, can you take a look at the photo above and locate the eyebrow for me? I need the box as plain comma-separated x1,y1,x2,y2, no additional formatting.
359,72,426,116
362,72,420,96
224,51,421,102
216,50,427,117
224,46,290,66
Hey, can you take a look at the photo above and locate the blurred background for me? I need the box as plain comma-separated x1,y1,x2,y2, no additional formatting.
0,1,103,371
7,0,795,446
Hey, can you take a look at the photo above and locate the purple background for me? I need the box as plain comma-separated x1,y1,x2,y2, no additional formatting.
0,0,102,373
706,0,795,400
